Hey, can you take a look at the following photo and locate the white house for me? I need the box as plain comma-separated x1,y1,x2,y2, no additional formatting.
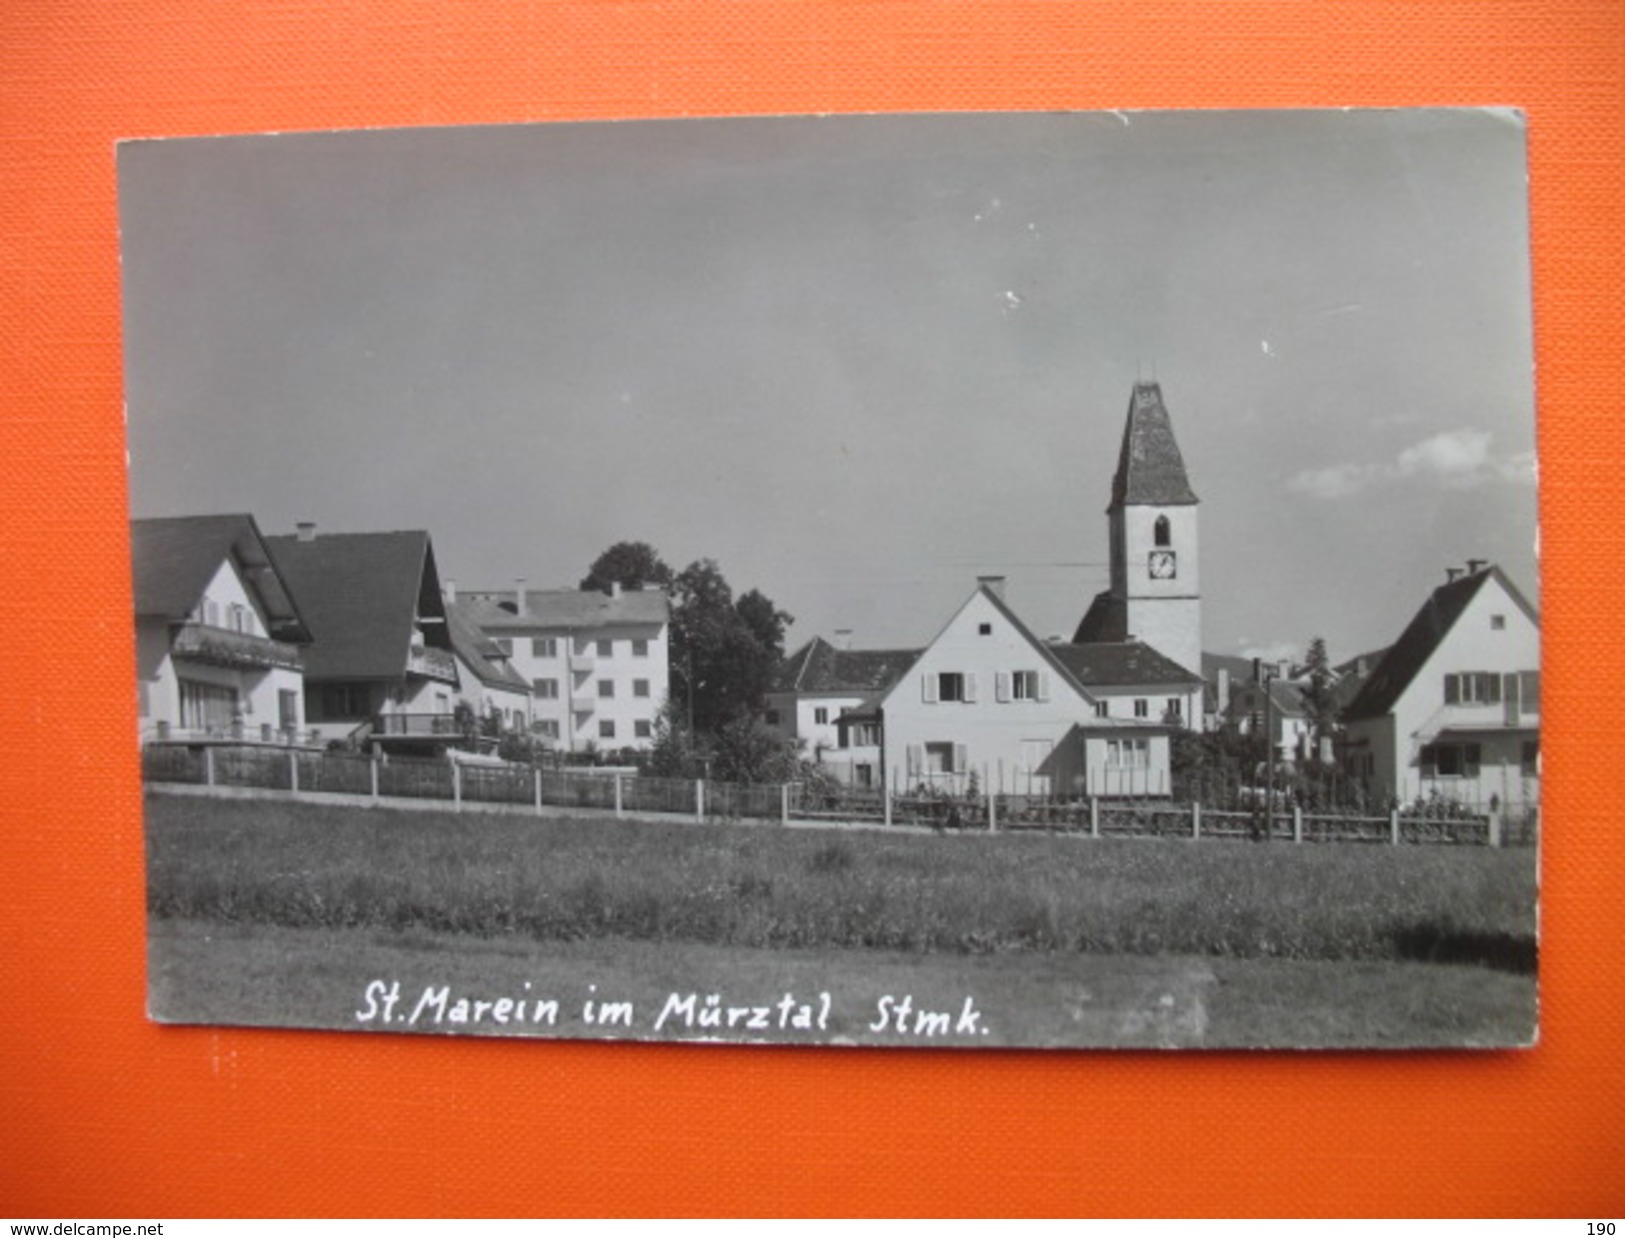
459,583,670,753
767,637,920,786
445,600,533,736
875,578,1177,798
1341,562,1539,811
132,514,312,745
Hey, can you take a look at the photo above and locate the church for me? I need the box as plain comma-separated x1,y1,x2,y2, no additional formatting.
808,380,1206,796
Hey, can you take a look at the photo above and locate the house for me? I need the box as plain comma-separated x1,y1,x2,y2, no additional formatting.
132,514,313,746
766,636,920,787
263,523,462,749
445,600,533,737
1073,380,1202,679
874,578,1178,798
1341,562,1539,811
458,582,670,753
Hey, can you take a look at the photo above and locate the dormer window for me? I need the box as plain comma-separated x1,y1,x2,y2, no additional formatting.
1154,515,1171,548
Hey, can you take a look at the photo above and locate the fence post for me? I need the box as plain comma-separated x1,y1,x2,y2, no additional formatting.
289,750,300,795
1192,801,1201,840
371,753,380,802
614,774,624,819
1089,795,1099,838
533,767,542,815
884,783,893,828
1292,805,1303,844
781,783,790,826
453,760,462,813
204,747,215,787
987,781,997,833
1390,807,1401,846
695,779,705,823
1487,812,1502,848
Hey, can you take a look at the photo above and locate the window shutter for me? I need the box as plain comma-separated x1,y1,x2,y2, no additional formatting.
964,673,977,703
995,673,1011,703
922,674,938,704
1037,672,1050,703
906,744,922,776
953,744,968,774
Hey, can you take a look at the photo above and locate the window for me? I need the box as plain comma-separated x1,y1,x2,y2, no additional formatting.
1154,515,1171,548
1106,738,1149,769
229,603,250,633
855,764,874,789
634,719,652,739
633,678,650,698
533,678,559,699
1133,698,1149,718
534,720,560,739
632,639,649,657
598,680,615,699
1444,672,1502,705
924,742,959,773
1421,742,1481,779
313,683,371,721
599,720,616,740
531,637,557,658
1165,698,1183,721
596,639,613,657
493,638,513,657
180,679,238,730
814,707,829,725
940,672,970,702
978,623,993,636
1094,700,1109,719
847,722,880,747
1521,740,1539,777
1012,670,1043,701
1490,614,1506,630
278,689,299,730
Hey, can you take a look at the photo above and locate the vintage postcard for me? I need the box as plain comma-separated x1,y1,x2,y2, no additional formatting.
123,110,1539,1048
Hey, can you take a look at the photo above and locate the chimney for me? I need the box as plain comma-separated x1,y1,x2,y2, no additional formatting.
1446,567,1463,583
835,628,853,651
1277,659,1291,682
1466,558,1488,575
444,577,457,603
296,521,317,543
515,577,527,616
977,574,1007,600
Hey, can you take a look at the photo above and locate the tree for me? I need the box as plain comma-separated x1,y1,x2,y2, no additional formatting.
579,541,674,594
669,558,793,737
708,714,802,784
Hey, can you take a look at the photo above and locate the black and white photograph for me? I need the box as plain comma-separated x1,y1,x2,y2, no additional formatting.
123,109,1539,1049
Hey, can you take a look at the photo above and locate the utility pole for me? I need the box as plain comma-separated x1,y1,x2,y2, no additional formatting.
1254,658,1278,841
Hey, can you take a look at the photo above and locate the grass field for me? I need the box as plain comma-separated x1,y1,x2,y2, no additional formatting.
146,791,1537,967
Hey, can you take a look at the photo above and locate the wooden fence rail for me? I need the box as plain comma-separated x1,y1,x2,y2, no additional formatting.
140,744,1536,847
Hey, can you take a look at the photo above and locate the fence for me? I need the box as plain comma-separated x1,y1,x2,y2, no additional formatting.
140,744,1535,846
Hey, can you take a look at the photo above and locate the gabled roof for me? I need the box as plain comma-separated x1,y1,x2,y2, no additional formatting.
446,601,530,693
1048,640,1204,689
772,637,922,696
131,514,310,641
462,587,669,630
1110,381,1199,508
1342,565,1538,722
264,529,448,681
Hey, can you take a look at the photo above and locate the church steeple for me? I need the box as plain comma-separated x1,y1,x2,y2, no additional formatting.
1109,381,1199,509
1075,380,1202,680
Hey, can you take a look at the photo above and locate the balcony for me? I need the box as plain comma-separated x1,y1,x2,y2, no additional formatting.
373,712,462,738
172,622,302,672
405,643,458,684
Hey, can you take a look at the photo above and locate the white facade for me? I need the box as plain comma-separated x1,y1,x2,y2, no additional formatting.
1344,569,1539,810
1109,501,1202,678
879,585,1172,797
136,557,307,744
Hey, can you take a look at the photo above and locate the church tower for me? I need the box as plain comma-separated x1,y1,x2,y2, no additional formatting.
1073,380,1202,677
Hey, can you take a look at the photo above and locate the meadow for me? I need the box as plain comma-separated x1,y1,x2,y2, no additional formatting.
145,791,1537,968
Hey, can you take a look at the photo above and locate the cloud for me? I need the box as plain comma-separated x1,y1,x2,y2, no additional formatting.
1287,429,1536,500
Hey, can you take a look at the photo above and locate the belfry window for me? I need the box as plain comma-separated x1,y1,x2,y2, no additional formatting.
1154,515,1171,548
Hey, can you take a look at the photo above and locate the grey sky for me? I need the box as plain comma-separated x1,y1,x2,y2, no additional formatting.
120,110,1538,665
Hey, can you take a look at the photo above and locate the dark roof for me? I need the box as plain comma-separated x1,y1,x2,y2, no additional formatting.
1110,381,1198,508
264,530,447,681
446,601,530,693
772,637,922,695
131,514,310,641
1343,566,1538,721
1048,640,1205,689
1072,589,1127,644
461,587,668,629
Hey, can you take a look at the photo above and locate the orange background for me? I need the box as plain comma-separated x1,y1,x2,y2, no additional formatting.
2,1,1621,1217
